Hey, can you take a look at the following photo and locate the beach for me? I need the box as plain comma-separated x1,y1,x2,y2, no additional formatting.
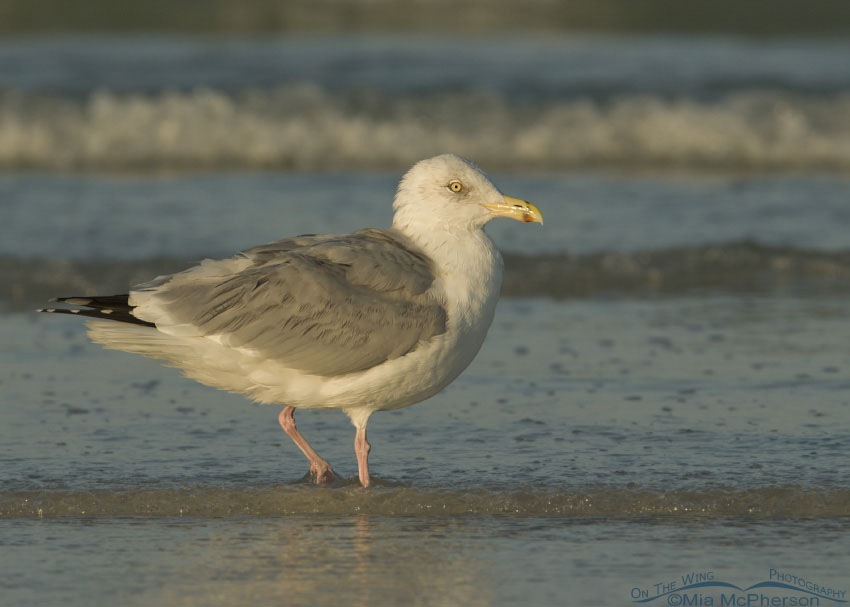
1,31,848,607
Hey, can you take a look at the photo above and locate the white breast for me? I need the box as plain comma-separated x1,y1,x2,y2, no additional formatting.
303,229,504,414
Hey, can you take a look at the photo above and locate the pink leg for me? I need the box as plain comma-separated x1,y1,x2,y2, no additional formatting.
278,406,336,484
354,426,371,488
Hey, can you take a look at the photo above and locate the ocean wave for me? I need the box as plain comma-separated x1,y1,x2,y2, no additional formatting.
1,485,846,518
1,87,849,171
4,242,850,311
501,241,850,298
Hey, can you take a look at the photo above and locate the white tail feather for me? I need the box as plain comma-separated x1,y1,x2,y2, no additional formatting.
85,321,262,397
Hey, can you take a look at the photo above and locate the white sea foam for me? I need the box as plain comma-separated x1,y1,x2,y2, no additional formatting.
2,86,849,171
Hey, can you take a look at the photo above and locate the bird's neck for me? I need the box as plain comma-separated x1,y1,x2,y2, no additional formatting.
395,224,504,324
395,221,501,273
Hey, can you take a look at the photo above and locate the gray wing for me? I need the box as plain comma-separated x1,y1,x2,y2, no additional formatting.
132,229,447,377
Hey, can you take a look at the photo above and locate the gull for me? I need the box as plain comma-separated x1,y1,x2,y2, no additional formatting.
39,154,543,487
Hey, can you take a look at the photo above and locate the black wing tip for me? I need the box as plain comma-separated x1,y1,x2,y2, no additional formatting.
38,295,155,328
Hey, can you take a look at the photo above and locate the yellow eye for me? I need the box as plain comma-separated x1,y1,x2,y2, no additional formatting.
448,181,464,193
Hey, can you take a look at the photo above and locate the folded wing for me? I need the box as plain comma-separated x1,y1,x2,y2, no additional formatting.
129,229,447,377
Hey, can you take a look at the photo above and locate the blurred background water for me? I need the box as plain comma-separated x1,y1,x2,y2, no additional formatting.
1,2,849,606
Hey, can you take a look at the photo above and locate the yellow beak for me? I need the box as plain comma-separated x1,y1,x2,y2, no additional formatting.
481,196,544,225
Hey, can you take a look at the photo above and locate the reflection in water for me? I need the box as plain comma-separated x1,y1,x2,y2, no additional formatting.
3,515,847,607
352,517,372,607
135,517,497,607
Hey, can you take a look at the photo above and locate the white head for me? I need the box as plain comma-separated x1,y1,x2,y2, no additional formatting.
392,154,542,235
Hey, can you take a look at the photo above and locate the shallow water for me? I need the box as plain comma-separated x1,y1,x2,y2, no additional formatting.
4,171,850,260
4,295,850,495
3,171,850,607
5,294,850,605
1,517,847,607
2,294,850,605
